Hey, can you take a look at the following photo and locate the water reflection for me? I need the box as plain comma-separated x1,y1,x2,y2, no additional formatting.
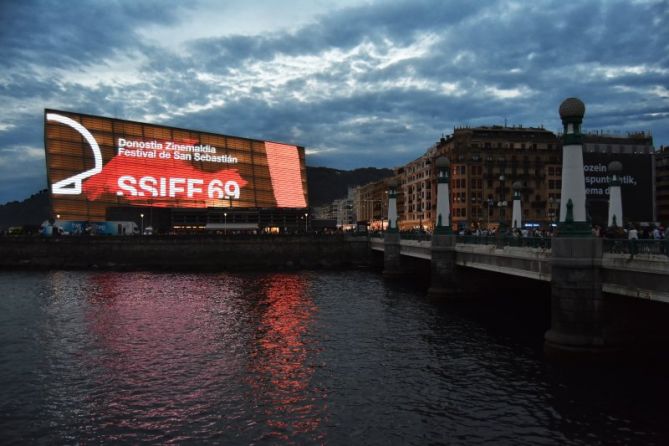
246,274,326,443
1,270,668,445
80,273,252,443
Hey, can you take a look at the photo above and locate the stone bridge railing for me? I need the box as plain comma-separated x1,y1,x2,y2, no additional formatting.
370,235,669,303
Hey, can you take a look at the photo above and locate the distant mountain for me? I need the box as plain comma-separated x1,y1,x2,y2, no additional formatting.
0,167,394,227
0,189,50,228
306,166,394,206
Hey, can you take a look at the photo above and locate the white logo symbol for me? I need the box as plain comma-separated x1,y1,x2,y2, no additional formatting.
47,113,103,194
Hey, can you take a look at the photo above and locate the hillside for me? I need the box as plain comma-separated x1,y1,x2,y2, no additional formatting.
0,167,394,226
0,189,50,228
306,166,394,206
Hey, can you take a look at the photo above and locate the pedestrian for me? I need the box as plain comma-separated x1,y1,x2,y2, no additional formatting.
652,226,661,240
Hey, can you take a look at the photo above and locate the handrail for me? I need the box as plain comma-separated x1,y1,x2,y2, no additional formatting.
375,234,668,258
455,235,552,249
399,232,432,242
603,238,668,257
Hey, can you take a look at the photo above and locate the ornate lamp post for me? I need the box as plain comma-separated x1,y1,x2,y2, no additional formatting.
387,179,399,232
511,180,523,230
557,97,590,236
497,175,507,235
434,157,451,234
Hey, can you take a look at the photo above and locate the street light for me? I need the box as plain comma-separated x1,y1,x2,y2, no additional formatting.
498,175,506,233
555,198,561,224
304,212,308,233
361,198,387,231
364,199,382,230
548,197,561,228
224,212,227,235
140,213,144,235
497,200,507,218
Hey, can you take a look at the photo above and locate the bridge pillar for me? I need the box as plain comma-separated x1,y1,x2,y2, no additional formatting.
544,237,625,360
427,234,465,299
382,231,403,278
544,98,622,361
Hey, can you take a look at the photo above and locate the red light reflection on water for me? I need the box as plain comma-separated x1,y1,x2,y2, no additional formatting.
68,272,326,443
80,273,251,441
247,274,327,443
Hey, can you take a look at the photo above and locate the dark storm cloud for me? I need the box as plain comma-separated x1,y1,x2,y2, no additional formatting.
169,87,491,169
0,0,667,204
0,0,185,68
189,0,491,67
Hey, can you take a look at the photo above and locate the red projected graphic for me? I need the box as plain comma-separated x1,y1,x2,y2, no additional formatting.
265,142,307,208
83,153,248,208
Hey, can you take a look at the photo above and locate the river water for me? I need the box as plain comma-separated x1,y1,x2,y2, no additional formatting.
0,270,667,445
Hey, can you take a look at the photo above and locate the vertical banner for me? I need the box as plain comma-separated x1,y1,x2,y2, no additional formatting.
583,153,653,224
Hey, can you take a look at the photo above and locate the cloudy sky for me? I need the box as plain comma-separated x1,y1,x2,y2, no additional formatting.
0,0,667,204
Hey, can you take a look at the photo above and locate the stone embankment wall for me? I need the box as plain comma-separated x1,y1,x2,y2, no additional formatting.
0,235,372,271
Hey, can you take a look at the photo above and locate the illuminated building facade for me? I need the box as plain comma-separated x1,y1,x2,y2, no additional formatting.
44,109,309,232
397,150,436,231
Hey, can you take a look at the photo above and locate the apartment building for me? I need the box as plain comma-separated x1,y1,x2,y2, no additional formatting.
427,125,561,230
656,146,669,223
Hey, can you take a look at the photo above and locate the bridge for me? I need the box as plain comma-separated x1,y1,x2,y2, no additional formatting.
371,232,669,361
366,98,669,362
370,234,669,303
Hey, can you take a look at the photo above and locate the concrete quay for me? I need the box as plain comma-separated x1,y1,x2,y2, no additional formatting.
0,235,372,271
